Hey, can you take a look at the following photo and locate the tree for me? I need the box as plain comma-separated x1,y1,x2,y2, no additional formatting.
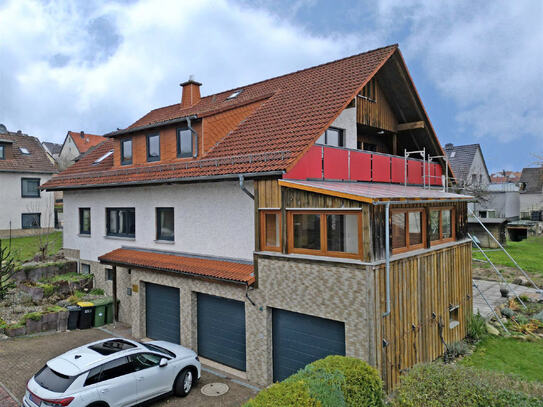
0,239,16,300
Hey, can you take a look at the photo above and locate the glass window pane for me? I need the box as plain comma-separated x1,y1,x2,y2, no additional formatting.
326,128,341,147
265,213,280,248
179,130,192,157
327,214,358,254
122,139,132,162
293,214,321,250
109,210,118,234
0,145,4,159
408,212,422,245
148,135,160,159
22,179,39,197
430,210,440,241
391,212,406,249
442,209,452,238
158,208,174,240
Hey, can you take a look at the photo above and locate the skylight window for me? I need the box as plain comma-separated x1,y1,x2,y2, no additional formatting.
226,89,243,100
19,147,30,155
94,150,113,164
450,151,456,158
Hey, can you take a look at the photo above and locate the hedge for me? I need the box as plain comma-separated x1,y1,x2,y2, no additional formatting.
243,356,384,407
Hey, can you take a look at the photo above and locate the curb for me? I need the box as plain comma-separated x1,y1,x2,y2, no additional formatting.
0,382,19,407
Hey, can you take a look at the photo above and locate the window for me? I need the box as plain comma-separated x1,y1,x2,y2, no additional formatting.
131,353,162,370
449,304,460,329
34,365,77,393
429,207,455,245
99,357,136,382
94,150,113,164
22,213,40,229
177,128,193,158
121,138,132,165
106,268,113,281
316,127,344,147
106,208,135,238
79,208,91,235
260,211,281,251
19,147,30,155
288,211,361,258
85,366,102,386
146,133,160,162
0,144,4,159
391,209,425,253
156,207,174,241
21,178,40,197
471,174,477,184
226,89,243,99
80,263,90,275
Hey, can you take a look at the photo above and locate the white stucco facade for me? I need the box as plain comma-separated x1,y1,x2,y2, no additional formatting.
0,172,55,233
467,149,491,188
63,180,255,262
58,135,79,170
317,106,357,149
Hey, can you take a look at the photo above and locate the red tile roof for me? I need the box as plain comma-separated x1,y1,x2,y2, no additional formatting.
44,44,398,190
68,131,106,153
0,130,58,174
98,248,255,285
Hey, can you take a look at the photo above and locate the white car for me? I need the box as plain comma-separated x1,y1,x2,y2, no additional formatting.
23,338,201,407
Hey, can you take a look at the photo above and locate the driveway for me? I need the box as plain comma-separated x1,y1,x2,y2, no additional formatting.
0,327,258,406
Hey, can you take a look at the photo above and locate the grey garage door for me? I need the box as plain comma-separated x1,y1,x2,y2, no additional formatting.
273,309,346,382
197,293,246,371
145,283,180,344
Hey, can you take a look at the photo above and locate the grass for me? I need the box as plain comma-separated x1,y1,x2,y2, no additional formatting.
41,272,90,283
472,236,543,276
1,232,62,263
461,336,543,382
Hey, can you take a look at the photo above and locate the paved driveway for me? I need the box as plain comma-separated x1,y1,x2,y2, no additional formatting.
0,328,257,406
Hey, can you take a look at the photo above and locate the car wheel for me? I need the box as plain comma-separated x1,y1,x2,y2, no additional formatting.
174,368,194,397
86,403,109,407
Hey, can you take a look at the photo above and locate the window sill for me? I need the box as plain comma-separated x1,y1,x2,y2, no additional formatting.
154,239,175,245
104,235,136,241
78,234,91,238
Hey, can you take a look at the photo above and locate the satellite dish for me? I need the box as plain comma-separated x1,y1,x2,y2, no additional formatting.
0,124,7,134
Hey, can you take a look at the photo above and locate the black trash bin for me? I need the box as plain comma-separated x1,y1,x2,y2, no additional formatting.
67,305,81,330
77,302,95,330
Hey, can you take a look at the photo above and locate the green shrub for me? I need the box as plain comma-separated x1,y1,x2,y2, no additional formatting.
45,305,67,313
22,311,42,322
467,312,488,342
39,283,55,297
444,340,470,362
0,317,6,329
90,288,104,296
391,363,543,407
243,356,383,407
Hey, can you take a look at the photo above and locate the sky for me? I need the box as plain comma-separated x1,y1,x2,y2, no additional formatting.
0,0,542,173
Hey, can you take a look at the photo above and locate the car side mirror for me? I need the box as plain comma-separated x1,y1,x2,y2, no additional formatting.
159,358,168,367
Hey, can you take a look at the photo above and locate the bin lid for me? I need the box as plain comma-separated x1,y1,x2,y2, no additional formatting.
93,297,113,306
67,305,81,311
77,301,94,307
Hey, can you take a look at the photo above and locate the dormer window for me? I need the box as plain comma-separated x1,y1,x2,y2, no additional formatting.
316,127,344,147
226,89,243,100
121,138,132,165
146,133,160,162
177,128,194,158
19,147,30,155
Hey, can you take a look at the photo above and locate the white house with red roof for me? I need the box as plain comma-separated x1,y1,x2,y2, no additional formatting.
44,45,473,390
57,130,106,170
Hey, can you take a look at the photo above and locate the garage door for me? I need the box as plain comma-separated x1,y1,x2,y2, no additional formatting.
145,283,180,344
197,294,246,371
273,309,345,382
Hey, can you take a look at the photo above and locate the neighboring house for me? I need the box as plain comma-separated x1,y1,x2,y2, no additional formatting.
468,218,508,248
444,143,491,189
483,183,520,220
519,167,543,219
490,170,521,184
58,131,105,170
42,141,62,164
43,45,472,390
0,124,57,238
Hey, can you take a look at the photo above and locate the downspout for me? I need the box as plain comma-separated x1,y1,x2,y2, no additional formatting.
238,174,254,200
186,117,198,158
383,201,391,317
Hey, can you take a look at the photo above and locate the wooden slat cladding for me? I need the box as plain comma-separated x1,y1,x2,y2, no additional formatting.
357,78,398,132
256,179,282,208
374,241,472,390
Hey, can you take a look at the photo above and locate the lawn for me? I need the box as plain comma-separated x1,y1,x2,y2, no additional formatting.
461,336,543,382
0,231,63,263
472,236,543,276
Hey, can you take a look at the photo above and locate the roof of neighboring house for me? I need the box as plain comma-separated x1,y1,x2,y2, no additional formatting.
98,247,255,285
44,44,450,190
67,131,106,154
278,180,472,203
444,143,490,183
468,217,508,224
0,129,58,174
490,171,521,183
42,142,62,155
519,167,543,194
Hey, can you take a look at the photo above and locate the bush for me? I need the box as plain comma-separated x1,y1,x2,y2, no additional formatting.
243,356,383,407
391,363,543,407
39,283,55,297
90,288,104,296
467,312,487,342
22,311,42,322
444,340,470,362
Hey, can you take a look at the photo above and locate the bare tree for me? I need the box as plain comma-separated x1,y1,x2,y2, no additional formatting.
0,239,16,300
26,197,56,261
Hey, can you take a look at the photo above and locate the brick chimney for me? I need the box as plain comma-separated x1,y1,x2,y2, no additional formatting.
180,75,202,108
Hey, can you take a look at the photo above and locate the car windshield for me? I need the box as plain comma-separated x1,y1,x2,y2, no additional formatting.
140,342,176,358
34,365,77,393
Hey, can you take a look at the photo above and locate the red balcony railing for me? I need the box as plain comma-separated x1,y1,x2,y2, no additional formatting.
284,145,443,186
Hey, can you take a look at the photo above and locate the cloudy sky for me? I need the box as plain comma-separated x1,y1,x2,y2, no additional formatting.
1,0,542,172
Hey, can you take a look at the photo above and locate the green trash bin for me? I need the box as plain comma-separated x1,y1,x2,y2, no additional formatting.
104,298,115,324
92,298,108,327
